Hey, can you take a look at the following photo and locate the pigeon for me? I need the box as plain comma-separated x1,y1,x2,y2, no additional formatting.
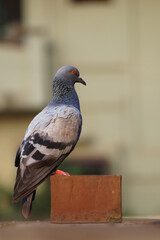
12,66,86,219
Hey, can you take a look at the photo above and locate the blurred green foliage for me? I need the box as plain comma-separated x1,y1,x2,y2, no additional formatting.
0,180,50,221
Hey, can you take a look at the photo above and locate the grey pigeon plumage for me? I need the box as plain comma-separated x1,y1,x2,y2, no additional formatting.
12,66,86,219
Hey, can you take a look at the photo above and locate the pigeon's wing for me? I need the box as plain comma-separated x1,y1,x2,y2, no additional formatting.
15,145,22,167
13,105,82,202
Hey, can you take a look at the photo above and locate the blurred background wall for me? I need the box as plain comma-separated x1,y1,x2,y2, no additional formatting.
0,0,160,219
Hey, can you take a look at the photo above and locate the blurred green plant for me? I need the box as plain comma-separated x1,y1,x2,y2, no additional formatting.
0,180,50,221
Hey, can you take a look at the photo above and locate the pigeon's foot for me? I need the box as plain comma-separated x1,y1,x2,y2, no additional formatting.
52,169,70,176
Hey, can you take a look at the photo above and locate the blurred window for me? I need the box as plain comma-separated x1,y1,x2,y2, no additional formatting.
60,157,110,175
0,0,22,43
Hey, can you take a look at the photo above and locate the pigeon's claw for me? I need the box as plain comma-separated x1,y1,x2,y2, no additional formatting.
53,169,70,176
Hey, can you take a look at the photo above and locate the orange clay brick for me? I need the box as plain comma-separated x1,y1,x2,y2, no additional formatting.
50,175,122,223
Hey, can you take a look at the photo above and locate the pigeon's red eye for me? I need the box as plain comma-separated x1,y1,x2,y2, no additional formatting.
72,70,77,75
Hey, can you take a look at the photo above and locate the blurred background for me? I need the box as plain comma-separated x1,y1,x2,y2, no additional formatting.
0,0,160,220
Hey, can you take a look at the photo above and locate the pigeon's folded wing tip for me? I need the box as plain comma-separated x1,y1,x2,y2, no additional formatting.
12,198,18,204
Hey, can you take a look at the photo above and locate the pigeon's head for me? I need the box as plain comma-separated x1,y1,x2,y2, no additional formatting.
54,66,86,87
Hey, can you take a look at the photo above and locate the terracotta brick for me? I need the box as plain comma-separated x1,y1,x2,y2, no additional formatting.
50,175,122,223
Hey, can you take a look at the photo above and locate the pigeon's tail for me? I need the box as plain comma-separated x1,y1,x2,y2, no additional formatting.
22,190,36,219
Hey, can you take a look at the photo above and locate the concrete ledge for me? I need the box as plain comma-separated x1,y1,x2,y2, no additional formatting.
2,219,160,240
50,175,122,223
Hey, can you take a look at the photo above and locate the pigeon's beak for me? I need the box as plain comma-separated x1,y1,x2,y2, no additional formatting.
77,77,86,86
